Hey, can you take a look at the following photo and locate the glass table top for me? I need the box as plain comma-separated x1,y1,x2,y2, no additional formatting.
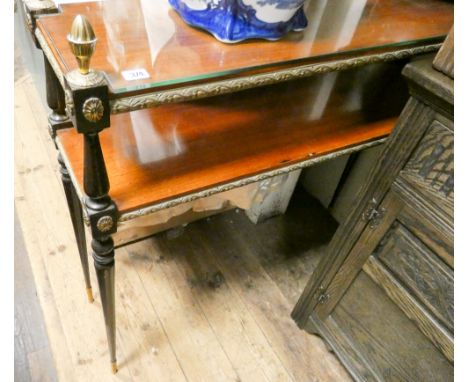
37,0,453,95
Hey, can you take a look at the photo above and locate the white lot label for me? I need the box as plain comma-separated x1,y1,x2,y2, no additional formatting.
122,69,150,81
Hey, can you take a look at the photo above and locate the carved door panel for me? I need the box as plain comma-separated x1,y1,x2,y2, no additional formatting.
363,219,454,361
314,187,454,361
314,113,454,320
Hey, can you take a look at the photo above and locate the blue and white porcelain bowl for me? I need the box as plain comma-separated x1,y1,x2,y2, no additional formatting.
169,0,308,43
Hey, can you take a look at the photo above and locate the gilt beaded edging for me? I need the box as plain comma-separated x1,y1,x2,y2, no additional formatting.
117,138,387,222
35,24,441,114
23,0,56,30
23,0,56,12
56,137,386,225
109,44,441,114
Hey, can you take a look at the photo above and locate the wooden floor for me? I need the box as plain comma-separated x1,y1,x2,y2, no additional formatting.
15,209,58,382
14,12,58,381
14,24,351,382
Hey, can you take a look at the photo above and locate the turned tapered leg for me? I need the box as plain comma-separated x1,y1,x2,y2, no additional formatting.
58,153,94,302
82,133,119,372
63,17,118,371
92,236,117,373
44,54,68,128
71,187,94,302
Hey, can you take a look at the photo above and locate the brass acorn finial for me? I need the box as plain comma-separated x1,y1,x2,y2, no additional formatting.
67,15,97,75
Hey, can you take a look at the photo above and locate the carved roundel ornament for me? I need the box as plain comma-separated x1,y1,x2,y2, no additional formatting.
82,97,104,122
96,215,114,233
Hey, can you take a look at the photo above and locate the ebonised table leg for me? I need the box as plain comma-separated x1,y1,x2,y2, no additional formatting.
92,236,117,373
82,132,119,373
43,54,70,136
45,53,92,303
58,153,94,302
50,15,119,371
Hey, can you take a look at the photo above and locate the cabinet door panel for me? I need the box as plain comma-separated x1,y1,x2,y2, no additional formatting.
374,222,453,331
315,187,454,361
396,199,453,268
400,117,453,214
330,271,453,381
363,255,453,361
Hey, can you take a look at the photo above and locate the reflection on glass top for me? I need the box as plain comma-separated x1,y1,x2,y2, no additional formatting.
38,0,453,94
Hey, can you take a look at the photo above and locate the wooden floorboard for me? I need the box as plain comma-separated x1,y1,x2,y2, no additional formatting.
14,25,351,382
15,211,58,382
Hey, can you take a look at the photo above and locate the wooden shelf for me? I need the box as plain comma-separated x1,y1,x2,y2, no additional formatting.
57,65,403,214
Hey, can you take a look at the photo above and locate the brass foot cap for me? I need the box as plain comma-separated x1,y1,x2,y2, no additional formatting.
111,362,118,374
86,287,94,303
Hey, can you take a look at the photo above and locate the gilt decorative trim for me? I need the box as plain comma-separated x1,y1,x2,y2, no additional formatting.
65,90,74,117
118,138,387,222
23,8,33,30
65,69,107,90
56,137,386,225
23,0,56,12
23,0,57,31
110,44,441,114
36,26,440,114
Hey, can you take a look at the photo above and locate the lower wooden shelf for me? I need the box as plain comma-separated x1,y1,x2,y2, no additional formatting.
57,65,404,215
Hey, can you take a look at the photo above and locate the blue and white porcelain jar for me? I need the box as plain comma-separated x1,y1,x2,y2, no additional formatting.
169,0,308,43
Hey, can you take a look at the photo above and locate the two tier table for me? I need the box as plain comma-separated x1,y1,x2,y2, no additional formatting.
25,0,453,372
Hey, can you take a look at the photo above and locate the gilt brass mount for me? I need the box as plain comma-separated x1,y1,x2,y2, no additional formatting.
96,216,114,233
82,97,104,122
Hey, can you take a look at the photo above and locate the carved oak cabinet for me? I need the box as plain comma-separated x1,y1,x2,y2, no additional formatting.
292,36,454,381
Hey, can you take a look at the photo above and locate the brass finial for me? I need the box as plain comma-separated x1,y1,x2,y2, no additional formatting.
67,15,97,75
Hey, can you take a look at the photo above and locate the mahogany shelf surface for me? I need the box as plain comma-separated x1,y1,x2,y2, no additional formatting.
38,0,453,95
57,68,402,215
